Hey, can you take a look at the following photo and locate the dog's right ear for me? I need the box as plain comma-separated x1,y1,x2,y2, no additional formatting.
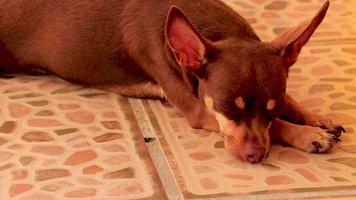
271,1,329,67
165,6,208,74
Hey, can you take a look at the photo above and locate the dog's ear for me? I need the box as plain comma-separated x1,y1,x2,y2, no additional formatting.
165,6,208,74
271,1,329,66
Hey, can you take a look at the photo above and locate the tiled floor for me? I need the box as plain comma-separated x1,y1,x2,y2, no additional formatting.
0,77,166,200
0,0,355,199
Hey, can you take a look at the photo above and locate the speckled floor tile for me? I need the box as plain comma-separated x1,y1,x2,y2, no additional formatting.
0,76,165,200
223,0,356,41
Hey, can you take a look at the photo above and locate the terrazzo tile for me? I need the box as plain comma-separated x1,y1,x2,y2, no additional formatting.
0,76,165,200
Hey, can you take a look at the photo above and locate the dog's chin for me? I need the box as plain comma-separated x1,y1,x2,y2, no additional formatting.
223,139,247,162
226,147,246,162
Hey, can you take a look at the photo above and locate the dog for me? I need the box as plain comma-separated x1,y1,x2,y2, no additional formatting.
0,0,344,163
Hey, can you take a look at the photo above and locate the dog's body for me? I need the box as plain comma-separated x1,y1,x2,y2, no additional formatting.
0,0,344,163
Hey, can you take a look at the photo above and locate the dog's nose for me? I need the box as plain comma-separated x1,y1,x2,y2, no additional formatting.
244,147,266,163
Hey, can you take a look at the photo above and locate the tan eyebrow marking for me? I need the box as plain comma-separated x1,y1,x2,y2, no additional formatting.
204,96,214,110
235,96,245,110
266,99,276,111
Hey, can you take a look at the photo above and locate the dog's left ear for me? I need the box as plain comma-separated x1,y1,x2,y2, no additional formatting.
165,6,209,75
271,1,329,66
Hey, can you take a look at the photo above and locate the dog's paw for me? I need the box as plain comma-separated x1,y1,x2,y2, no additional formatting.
292,126,340,153
303,113,345,137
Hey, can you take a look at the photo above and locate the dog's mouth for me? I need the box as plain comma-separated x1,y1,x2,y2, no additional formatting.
225,139,269,163
223,122,271,163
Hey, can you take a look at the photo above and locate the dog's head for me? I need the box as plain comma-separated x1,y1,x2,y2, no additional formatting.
165,1,329,163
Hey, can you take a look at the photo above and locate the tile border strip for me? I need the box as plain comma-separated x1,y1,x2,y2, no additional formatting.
118,97,168,200
129,98,183,200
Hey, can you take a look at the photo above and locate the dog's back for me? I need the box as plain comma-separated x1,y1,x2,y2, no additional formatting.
0,0,257,85
0,0,126,83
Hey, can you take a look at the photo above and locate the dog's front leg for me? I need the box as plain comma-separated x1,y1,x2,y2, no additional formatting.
164,86,219,132
270,119,340,153
282,94,345,136
151,66,219,132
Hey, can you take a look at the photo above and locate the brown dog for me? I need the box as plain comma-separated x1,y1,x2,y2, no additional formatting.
0,0,344,163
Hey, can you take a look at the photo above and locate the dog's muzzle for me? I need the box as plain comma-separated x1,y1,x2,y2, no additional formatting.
225,122,272,163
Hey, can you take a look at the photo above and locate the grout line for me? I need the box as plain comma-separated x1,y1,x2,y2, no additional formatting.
129,98,183,200
193,189,356,200
308,37,356,46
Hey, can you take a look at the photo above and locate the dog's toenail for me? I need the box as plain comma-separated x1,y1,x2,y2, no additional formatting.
334,137,341,143
326,129,342,137
320,125,327,130
327,130,335,134
337,126,346,133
